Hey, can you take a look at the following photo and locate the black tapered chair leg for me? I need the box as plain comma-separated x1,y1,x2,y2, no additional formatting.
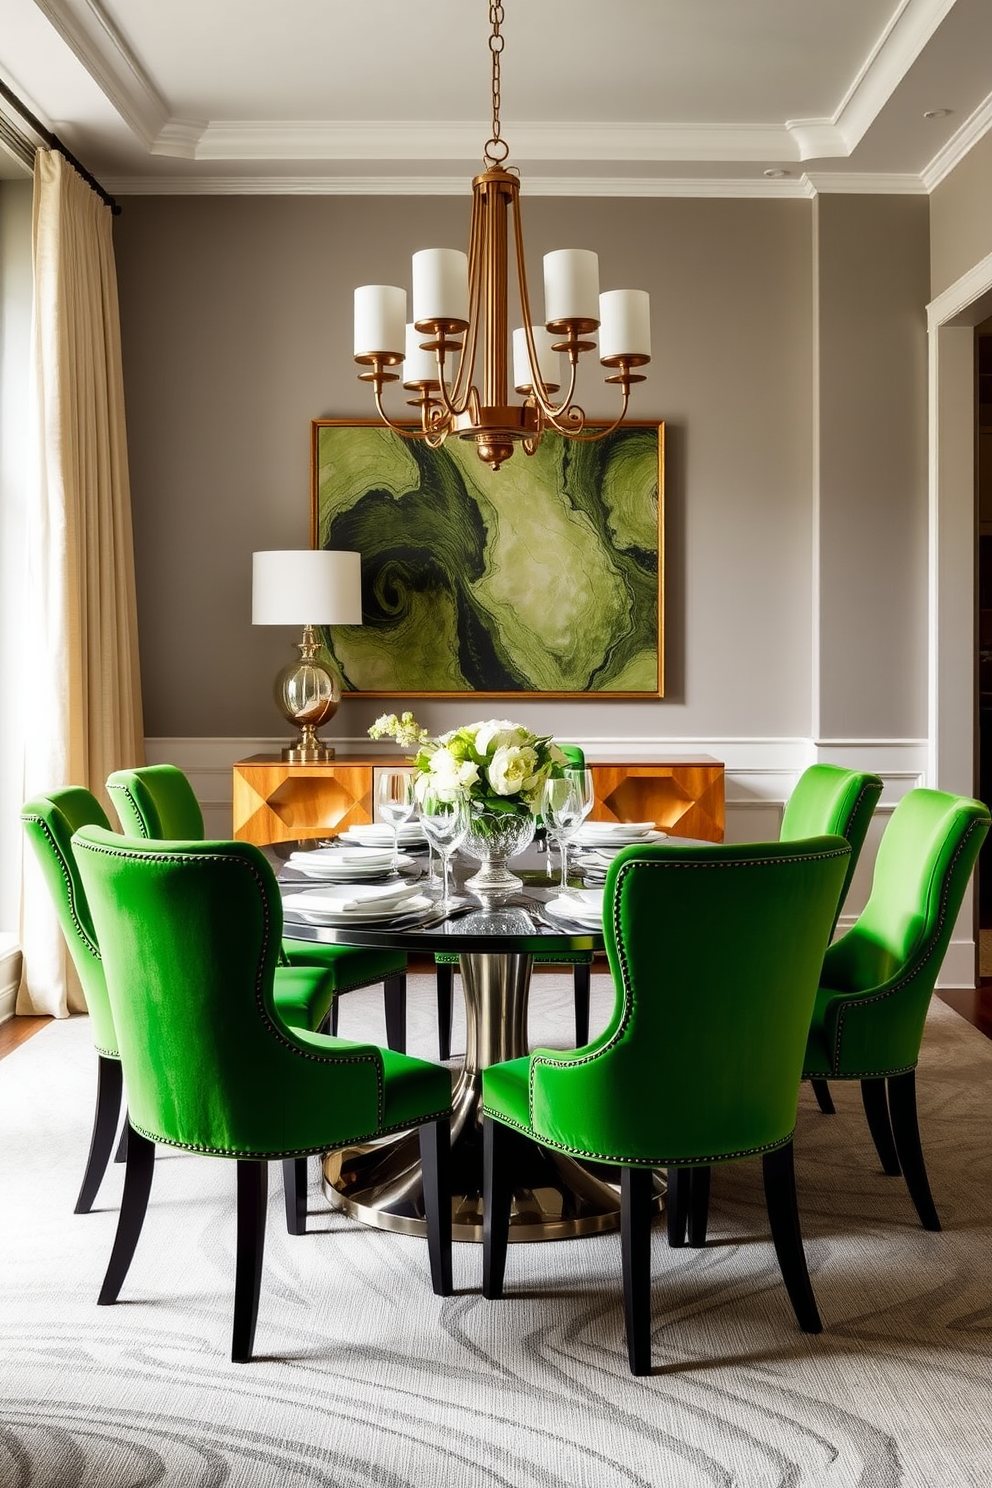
98,1126,155,1305
317,1004,334,1037
232,1160,268,1363
621,1166,655,1376
330,997,339,1036
482,1118,513,1299
383,974,407,1054
761,1141,821,1334
687,1166,711,1249
810,1078,835,1115
114,1119,128,1164
887,1070,940,1231
573,962,591,1048
419,1118,453,1296
436,962,454,1062
75,1054,125,1213
282,1156,308,1235
666,1167,689,1248
861,1078,900,1175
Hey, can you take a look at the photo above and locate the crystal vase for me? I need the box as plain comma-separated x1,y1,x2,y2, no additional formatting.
462,807,536,896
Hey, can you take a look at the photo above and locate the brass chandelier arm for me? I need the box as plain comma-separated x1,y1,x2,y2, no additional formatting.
511,196,583,423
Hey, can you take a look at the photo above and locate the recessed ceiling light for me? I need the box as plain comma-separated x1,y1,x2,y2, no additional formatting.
924,108,951,119
763,168,790,178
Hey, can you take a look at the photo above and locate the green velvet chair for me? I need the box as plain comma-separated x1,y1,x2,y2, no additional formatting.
107,763,410,1052
779,764,883,932
21,788,340,1226
73,825,452,1364
802,787,990,1230
481,835,851,1375
434,742,594,1060
21,788,124,1214
663,761,885,1249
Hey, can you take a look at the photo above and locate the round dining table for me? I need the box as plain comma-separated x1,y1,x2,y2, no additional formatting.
266,838,649,1244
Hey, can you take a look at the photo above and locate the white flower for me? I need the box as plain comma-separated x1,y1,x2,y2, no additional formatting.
422,745,480,802
488,743,540,797
474,718,527,759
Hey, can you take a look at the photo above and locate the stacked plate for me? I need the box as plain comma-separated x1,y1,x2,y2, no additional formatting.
572,821,666,848
338,823,429,851
544,888,604,928
282,879,432,927
285,845,415,881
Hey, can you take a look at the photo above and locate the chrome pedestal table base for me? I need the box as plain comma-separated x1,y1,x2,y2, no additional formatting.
323,946,640,1242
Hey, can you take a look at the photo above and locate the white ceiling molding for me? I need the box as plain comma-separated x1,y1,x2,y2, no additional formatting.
785,120,848,160
150,119,206,159
829,0,959,153
188,119,800,166
921,89,992,189
31,0,169,149
100,172,954,202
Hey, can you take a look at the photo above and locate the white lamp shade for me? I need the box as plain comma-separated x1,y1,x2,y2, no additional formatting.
513,326,561,392
403,323,439,385
252,550,363,626
354,285,406,358
412,248,469,326
544,249,600,325
598,289,651,361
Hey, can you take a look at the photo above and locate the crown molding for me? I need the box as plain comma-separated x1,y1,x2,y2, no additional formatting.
830,0,958,154
31,0,169,148
101,170,937,200
921,89,992,190
186,118,799,165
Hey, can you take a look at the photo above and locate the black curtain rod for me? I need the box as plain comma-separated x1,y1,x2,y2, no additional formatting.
0,77,121,216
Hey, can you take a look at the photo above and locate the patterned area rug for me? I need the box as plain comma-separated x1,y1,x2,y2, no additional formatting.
1,975,990,1488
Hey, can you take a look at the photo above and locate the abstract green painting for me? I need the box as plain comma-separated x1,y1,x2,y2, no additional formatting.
310,420,664,698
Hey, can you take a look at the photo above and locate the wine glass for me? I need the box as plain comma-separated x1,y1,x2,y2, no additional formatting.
541,768,595,890
378,770,415,869
418,790,470,910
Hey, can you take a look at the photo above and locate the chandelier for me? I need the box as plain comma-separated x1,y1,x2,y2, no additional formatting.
352,2,651,472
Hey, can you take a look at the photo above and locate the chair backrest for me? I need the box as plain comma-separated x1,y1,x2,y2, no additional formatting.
780,764,883,928
817,788,990,1074
71,826,384,1154
526,836,851,1166
107,763,204,839
20,789,118,1057
556,743,586,771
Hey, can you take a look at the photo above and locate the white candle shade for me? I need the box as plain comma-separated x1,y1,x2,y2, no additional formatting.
354,285,406,358
598,289,652,362
252,550,363,626
543,249,600,326
412,248,469,326
513,326,561,392
403,324,438,386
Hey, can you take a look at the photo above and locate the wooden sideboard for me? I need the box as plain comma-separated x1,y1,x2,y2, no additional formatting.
232,753,725,846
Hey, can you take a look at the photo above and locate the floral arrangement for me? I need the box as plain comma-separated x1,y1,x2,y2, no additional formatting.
368,712,566,817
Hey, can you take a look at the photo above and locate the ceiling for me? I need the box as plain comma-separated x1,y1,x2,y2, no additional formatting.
1,0,991,197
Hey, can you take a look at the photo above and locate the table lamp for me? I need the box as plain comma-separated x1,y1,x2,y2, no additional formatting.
251,549,362,761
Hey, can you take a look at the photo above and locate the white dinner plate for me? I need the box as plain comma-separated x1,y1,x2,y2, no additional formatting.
544,890,604,927
282,880,423,913
340,824,428,848
572,825,667,848
283,893,434,927
287,848,415,880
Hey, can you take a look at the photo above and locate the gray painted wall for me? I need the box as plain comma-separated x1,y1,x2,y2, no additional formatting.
112,191,929,748
930,130,992,301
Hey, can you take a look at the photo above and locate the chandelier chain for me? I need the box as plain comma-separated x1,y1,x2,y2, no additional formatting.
484,2,509,166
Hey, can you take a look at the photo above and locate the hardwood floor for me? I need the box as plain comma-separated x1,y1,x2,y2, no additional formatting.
0,1014,52,1059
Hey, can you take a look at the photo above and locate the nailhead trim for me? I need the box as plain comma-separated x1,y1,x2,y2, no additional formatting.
482,1105,795,1167
21,813,100,962
73,838,387,1127
105,781,151,838
526,846,851,1153
127,1104,451,1161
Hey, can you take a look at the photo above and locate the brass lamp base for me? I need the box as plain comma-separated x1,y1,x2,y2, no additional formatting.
275,625,341,764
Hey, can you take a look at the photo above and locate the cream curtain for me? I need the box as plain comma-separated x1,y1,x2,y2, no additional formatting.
17,150,145,1017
